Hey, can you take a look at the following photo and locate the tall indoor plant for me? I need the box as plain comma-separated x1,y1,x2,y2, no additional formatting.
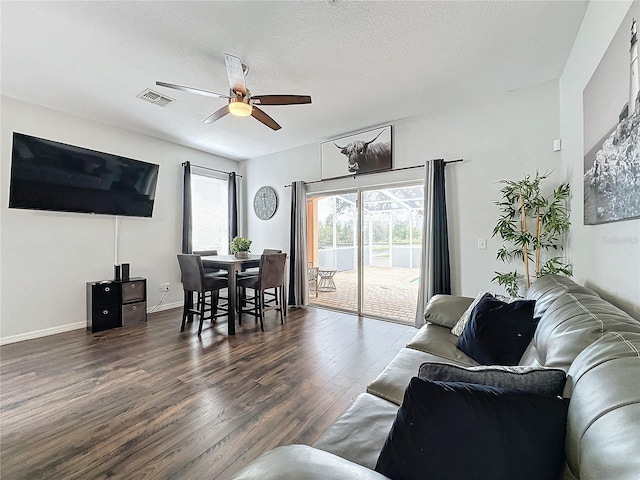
492,171,571,297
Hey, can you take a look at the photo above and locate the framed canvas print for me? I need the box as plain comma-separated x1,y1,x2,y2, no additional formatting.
583,3,640,225
321,125,392,180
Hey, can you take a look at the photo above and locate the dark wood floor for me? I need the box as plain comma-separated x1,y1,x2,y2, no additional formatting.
1,306,416,479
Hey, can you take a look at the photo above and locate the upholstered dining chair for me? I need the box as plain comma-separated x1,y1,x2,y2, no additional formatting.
237,248,282,307
193,249,228,312
236,253,287,331
177,254,229,336
238,248,282,276
192,249,227,277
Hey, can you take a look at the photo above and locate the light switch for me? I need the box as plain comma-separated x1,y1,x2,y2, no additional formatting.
478,238,487,250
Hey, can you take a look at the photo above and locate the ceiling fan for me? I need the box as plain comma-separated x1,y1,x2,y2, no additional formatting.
156,53,311,131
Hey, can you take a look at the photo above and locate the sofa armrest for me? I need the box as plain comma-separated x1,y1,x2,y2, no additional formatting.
423,294,474,328
231,445,389,480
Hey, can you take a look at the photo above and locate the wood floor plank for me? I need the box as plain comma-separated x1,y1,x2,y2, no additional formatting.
1,306,415,479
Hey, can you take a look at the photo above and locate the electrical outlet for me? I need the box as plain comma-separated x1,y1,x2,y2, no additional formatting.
158,283,169,292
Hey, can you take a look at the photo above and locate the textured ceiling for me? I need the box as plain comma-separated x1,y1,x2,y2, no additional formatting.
1,1,588,161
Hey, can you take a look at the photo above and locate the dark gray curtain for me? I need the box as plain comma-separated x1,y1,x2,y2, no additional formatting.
228,172,238,244
415,159,451,327
288,181,308,306
432,159,451,294
182,162,192,254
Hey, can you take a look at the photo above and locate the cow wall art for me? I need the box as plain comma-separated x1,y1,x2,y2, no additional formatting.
321,125,392,180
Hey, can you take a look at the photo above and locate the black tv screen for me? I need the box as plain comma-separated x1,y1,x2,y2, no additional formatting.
9,133,159,217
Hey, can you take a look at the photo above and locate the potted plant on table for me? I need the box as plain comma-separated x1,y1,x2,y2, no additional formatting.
492,171,572,297
230,236,252,259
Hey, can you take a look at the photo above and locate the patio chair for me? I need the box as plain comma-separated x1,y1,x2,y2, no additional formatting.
308,265,319,297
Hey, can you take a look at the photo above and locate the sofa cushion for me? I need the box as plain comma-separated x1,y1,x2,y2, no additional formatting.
423,294,474,329
367,347,473,405
312,393,398,470
375,377,569,480
418,363,566,397
563,331,640,480
406,323,480,365
456,293,537,365
526,274,599,319
230,444,389,480
531,292,640,370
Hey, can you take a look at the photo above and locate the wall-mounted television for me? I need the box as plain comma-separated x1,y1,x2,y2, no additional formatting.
9,133,159,217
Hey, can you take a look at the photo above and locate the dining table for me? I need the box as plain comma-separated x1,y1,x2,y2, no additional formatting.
201,254,261,335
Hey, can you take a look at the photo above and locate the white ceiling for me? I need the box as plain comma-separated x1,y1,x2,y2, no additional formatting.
1,1,588,161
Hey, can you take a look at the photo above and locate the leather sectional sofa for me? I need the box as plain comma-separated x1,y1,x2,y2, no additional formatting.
232,274,640,479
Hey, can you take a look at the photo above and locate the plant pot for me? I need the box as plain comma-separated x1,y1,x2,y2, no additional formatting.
235,251,249,259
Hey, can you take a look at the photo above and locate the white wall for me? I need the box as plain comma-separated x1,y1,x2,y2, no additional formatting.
560,0,640,319
0,96,239,343
7,1,636,343
244,80,563,298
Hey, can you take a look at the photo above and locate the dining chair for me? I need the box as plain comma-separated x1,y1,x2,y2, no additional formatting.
177,254,229,336
237,248,282,308
236,253,287,331
238,248,282,276
193,249,227,277
193,249,228,312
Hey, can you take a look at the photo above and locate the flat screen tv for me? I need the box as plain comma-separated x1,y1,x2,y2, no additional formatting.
9,133,159,217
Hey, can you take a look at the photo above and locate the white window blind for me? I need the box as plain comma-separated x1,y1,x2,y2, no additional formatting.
191,173,229,254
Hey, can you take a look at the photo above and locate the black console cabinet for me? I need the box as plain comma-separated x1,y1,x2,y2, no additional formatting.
86,277,147,332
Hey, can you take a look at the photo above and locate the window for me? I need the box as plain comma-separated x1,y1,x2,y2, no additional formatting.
191,173,229,254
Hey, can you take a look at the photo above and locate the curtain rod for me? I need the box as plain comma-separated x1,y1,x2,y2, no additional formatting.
182,161,243,178
284,158,463,188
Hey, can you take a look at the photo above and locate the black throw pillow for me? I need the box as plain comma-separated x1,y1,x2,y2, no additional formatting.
456,293,536,365
375,377,569,480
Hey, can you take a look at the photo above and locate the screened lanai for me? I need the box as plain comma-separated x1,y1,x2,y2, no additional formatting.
307,184,424,324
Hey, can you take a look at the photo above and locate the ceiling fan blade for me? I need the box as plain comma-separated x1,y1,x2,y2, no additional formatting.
224,53,247,96
251,95,312,106
251,106,281,130
203,105,230,124
156,81,229,99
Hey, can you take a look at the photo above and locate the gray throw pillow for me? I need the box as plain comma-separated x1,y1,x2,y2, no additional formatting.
423,294,475,329
418,362,567,398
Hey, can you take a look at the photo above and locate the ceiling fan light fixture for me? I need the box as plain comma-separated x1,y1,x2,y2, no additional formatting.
156,54,310,130
228,99,252,117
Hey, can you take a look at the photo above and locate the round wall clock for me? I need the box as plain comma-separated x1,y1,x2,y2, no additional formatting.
253,186,278,220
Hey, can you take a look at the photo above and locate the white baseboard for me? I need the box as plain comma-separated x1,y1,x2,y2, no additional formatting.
0,302,183,346
0,321,86,346
148,301,182,313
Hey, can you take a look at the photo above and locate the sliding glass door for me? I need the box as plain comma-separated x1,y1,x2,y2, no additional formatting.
307,183,423,324
361,186,423,322
307,192,359,313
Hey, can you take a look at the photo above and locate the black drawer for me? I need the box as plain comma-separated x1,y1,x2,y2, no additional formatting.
122,301,146,326
90,282,121,306
91,306,121,332
122,280,145,303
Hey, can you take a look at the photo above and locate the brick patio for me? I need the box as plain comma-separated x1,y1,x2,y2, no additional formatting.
309,266,419,324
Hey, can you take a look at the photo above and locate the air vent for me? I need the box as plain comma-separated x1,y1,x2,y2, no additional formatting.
137,89,174,107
